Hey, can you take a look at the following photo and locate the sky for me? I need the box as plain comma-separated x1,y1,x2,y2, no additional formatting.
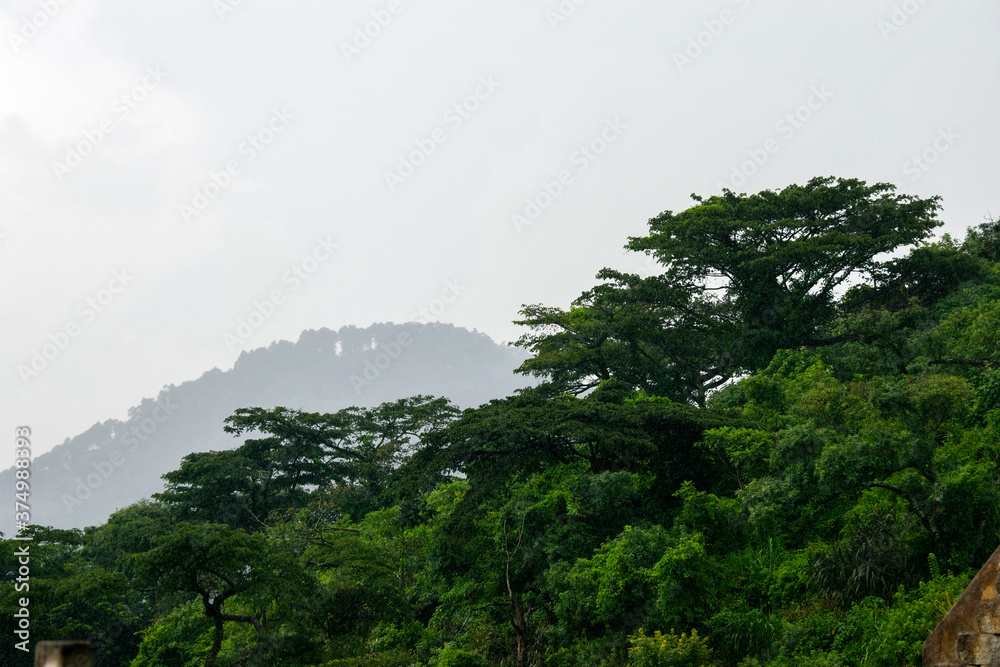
3,0,999,468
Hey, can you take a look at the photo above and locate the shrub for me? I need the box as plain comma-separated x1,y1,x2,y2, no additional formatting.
434,643,488,667
707,604,782,665
627,627,717,667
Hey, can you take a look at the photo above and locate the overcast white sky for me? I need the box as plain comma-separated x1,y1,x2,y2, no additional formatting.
3,0,999,468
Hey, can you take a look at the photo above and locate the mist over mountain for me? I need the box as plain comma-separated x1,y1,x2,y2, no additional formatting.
1,323,530,535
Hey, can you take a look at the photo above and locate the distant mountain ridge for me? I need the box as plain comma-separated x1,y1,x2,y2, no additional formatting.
1,323,531,534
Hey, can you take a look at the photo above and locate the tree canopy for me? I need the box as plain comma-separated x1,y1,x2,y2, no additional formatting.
11,177,1000,667
516,177,942,403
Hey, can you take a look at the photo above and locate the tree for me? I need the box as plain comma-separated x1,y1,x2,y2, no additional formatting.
156,396,459,530
0,526,149,666
515,273,735,404
630,177,940,366
516,177,942,403
433,382,727,494
962,214,1000,263
135,521,311,667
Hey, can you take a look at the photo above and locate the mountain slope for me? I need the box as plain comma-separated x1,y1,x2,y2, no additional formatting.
2,323,531,534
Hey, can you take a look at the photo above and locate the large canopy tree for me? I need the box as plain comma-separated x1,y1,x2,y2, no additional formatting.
134,521,313,667
516,177,942,404
156,396,459,531
515,271,735,404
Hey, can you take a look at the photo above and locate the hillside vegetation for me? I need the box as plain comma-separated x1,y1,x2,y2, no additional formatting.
5,177,1000,667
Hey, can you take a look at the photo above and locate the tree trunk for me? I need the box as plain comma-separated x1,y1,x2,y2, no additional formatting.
205,609,224,667
511,592,527,667
503,516,529,667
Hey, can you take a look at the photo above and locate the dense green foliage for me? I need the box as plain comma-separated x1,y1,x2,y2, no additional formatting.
5,178,1000,666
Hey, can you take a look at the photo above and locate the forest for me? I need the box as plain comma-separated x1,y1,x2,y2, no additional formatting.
5,176,1000,667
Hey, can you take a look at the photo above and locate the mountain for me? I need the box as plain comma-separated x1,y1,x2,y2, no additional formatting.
1,323,531,534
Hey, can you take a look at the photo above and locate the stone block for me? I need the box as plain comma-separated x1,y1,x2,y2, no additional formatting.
957,631,1000,665
979,600,1000,634
34,641,94,667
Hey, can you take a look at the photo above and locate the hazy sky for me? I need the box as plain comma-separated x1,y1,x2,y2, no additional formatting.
3,0,999,467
